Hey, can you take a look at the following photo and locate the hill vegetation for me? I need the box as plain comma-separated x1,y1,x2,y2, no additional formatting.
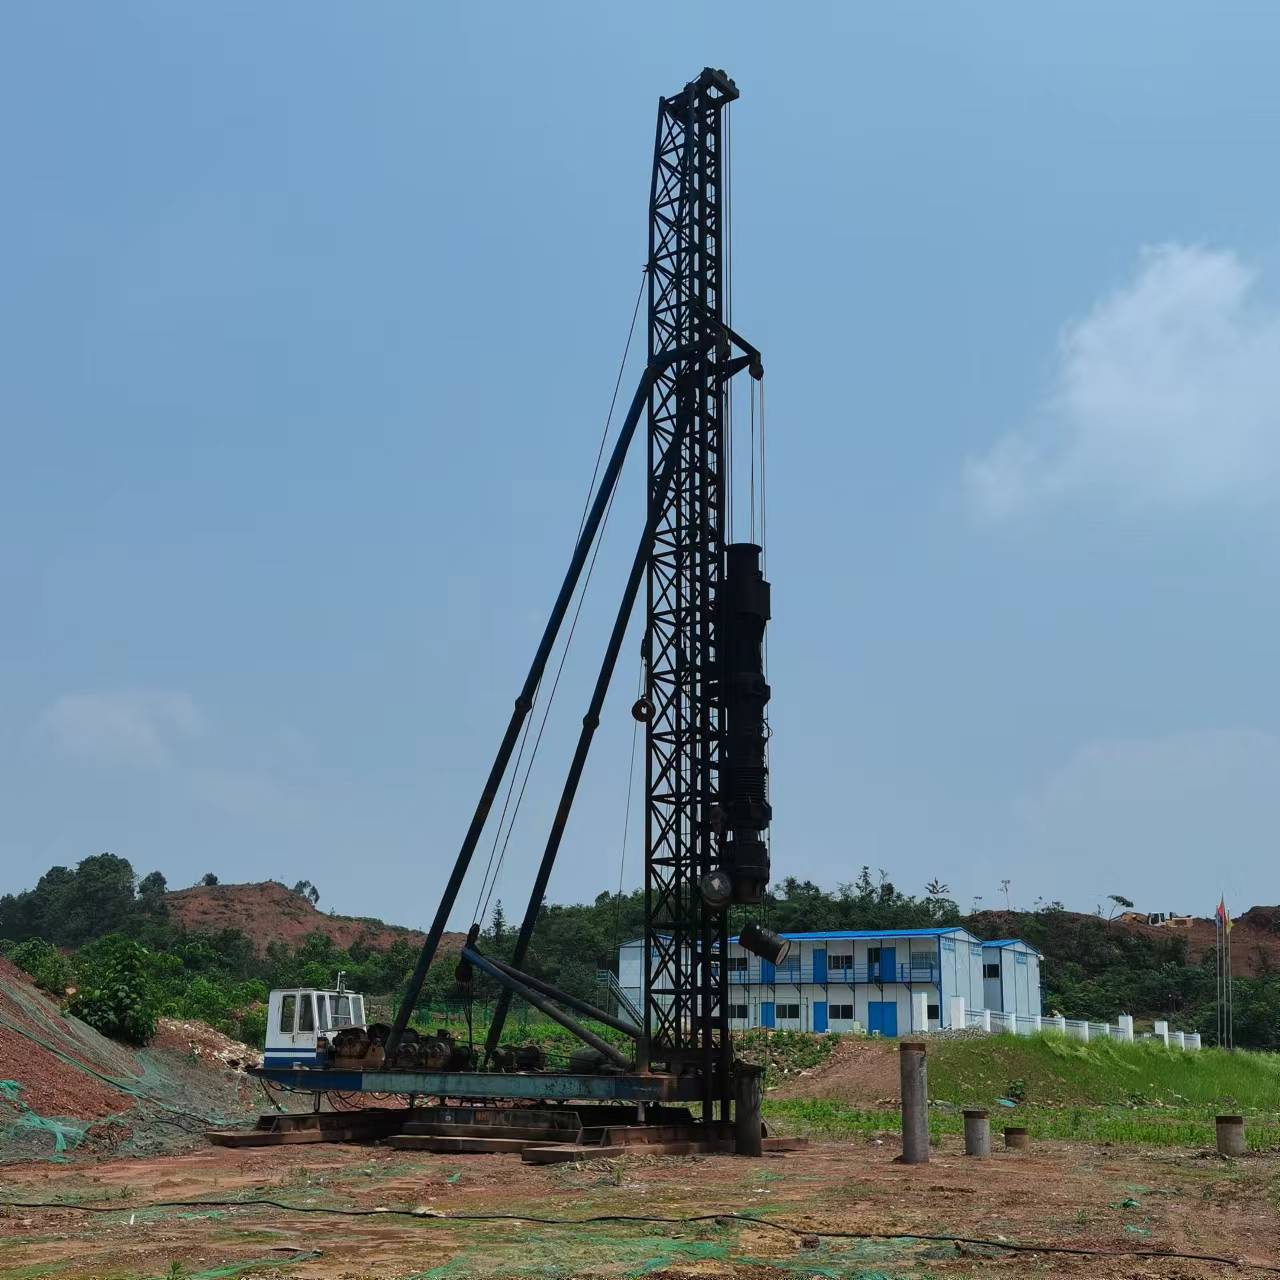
3,856,1279,1050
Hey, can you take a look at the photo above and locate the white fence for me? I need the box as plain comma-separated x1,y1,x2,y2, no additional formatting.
954,1004,1199,1050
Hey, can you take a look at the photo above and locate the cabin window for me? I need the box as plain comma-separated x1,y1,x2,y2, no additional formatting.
983,962,1000,980
331,995,354,1027
352,996,366,1025
927,1004,940,1021
298,993,315,1032
279,994,297,1034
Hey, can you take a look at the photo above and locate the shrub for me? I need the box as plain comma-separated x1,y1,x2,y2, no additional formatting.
8,938,74,996
238,1005,268,1048
67,938,161,1045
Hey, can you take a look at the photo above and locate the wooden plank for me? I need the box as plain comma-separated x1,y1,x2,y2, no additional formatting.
761,1136,807,1152
401,1123,575,1142
521,1139,731,1165
586,1123,732,1147
388,1135,539,1154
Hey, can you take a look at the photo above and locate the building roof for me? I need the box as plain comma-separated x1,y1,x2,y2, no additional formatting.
982,938,1044,957
728,927,979,944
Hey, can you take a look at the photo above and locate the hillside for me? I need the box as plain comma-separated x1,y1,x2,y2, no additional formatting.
0,956,259,1162
164,880,464,957
965,905,1280,977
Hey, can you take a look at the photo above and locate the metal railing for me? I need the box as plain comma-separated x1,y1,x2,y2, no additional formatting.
594,970,643,1026
726,962,940,985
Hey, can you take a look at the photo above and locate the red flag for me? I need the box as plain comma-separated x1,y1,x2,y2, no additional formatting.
1215,898,1227,928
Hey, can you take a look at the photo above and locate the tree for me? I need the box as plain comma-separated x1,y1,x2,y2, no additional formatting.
138,871,168,914
1000,879,1012,911
925,879,950,898
489,901,507,948
1106,894,1135,924
292,880,320,906
200,873,219,887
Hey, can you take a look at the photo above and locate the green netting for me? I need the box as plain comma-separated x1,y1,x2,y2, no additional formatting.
145,1252,319,1280
1,975,252,1161
0,1079,87,1158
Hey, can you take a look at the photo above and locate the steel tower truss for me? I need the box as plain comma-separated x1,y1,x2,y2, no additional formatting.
643,67,742,1104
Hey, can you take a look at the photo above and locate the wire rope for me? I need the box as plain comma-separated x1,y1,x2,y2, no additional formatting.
609,663,645,959
470,270,648,928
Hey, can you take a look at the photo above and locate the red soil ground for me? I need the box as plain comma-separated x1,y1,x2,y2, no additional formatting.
3,1136,1277,1278
165,880,466,957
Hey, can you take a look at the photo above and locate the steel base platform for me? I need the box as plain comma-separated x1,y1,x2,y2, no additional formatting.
254,1065,705,1103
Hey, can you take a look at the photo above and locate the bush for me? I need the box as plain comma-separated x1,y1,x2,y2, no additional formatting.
8,938,74,996
67,938,162,1045
237,1005,268,1048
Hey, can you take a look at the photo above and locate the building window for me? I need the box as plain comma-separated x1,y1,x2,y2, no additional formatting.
726,955,749,972
866,947,881,964
909,950,934,968
927,1004,940,1021
828,952,852,970
728,1004,748,1020
829,1004,854,1021
776,1004,800,1020
983,962,1000,980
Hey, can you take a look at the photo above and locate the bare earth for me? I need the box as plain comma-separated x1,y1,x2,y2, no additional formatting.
2,1133,1278,1279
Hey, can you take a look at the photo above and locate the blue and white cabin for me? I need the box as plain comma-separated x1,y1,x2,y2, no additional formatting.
263,987,368,1067
981,940,1042,1024
616,927,1042,1036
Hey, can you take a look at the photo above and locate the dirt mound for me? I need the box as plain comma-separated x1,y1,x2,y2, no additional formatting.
165,880,466,957
771,1036,899,1104
0,959,258,1163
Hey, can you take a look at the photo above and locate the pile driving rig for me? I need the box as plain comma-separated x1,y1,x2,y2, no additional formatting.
251,67,785,1156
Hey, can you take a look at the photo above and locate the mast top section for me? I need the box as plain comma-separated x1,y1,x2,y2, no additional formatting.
663,67,739,114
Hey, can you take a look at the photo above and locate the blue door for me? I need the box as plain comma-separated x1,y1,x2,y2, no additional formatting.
868,1001,898,1037
879,946,897,983
761,1001,775,1029
813,1001,828,1033
761,959,775,984
812,948,827,984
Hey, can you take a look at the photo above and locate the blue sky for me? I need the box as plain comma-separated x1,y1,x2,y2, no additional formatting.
4,3,1279,925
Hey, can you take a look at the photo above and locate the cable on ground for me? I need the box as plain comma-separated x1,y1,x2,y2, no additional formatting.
3,1200,1276,1272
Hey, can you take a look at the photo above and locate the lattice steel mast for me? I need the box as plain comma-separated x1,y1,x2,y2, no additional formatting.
388,71,769,1130
641,68,770,1118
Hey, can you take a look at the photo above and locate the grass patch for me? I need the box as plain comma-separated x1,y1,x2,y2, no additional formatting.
926,1034,1280,1111
763,1096,1280,1149
762,1033,1280,1151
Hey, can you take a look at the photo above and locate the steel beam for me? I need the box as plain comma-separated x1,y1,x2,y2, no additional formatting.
253,1067,702,1103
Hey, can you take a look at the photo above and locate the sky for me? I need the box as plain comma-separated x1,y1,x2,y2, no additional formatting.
4,3,1280,927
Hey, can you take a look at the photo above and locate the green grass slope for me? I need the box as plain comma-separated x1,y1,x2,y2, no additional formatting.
764,1033,1280,1151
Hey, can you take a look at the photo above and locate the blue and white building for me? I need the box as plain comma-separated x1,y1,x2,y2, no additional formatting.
616,927,1042,1037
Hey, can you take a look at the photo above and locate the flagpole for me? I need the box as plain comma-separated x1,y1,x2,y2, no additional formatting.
1216,914,1223,1048
1226,907,1233,1051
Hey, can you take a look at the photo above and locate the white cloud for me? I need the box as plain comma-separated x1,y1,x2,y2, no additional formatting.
39,690,206,768
1011,729,1280,909
966,243,1280,518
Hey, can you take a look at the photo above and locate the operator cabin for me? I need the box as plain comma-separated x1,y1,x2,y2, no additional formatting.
616,928,1042,1036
